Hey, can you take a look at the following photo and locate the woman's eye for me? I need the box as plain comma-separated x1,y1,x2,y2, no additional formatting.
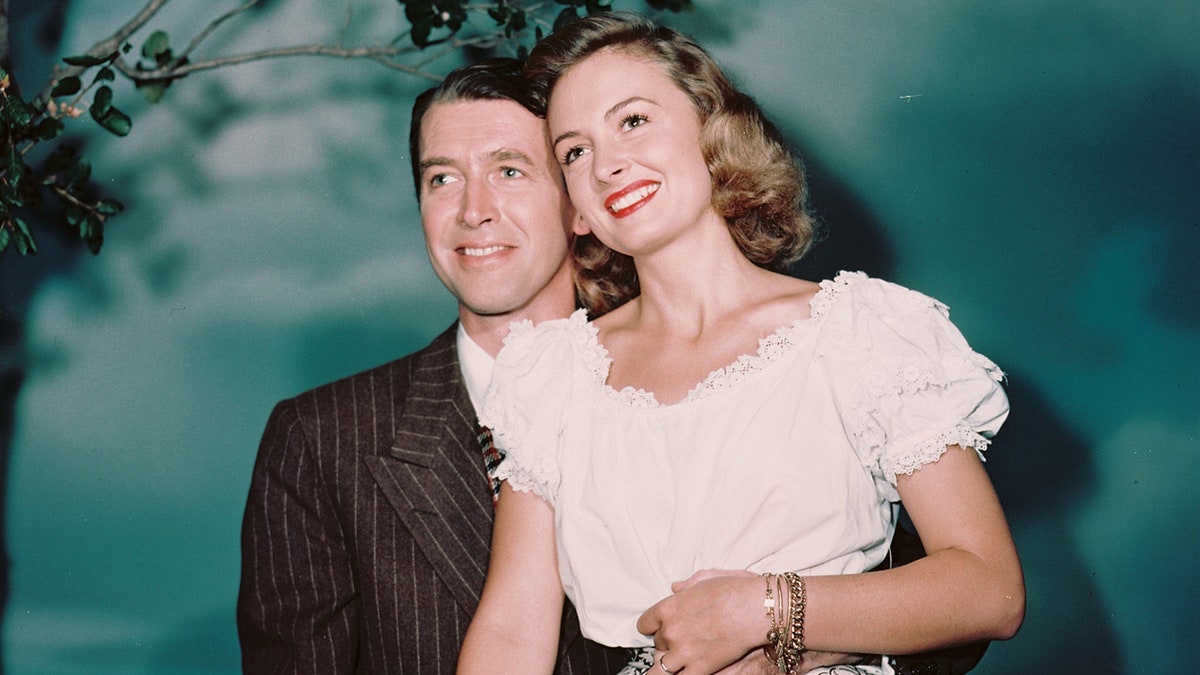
621,114,648,131
562,146,588,166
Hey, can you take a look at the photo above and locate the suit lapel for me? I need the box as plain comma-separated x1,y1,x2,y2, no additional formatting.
364,328,495,614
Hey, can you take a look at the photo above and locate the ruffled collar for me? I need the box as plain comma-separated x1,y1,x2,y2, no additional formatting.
577,271,868,408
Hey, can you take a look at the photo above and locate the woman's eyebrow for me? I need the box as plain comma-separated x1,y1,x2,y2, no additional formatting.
551,96,658,148
603,96,656,121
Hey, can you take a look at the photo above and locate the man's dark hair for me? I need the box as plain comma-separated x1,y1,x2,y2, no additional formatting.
408,58,545,197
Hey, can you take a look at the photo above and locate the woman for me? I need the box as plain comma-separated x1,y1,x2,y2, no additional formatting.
459,13,1024,675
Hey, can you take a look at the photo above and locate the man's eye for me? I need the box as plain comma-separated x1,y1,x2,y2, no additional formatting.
621,114,648,131
500,167,523,178
428,173,454,187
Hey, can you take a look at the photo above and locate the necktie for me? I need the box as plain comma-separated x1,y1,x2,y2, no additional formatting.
477,424,504,504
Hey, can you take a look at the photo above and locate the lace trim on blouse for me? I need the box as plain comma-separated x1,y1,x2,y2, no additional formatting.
590,270,870,408
485,314,609,503
845,350,1005,483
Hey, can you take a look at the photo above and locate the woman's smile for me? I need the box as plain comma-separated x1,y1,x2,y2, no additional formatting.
605,180,660,217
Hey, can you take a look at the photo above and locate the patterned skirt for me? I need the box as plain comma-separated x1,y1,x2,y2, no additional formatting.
616,647,888,675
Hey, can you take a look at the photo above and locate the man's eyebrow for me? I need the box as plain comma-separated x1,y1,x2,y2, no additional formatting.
418,156,453,173
419,149,533,173
490,148,534,164
551,96,657,148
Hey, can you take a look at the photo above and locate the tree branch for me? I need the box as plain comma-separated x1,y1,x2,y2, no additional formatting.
36,0,171,102
112,41,445,83
179,0,265,62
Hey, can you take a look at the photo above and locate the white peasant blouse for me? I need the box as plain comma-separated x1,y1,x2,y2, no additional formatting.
480,271,1009,648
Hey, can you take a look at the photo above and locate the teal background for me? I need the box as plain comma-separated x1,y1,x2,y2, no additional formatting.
1,1,1196,672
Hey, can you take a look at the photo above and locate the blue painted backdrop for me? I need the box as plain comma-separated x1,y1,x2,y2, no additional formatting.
1,1,1196,672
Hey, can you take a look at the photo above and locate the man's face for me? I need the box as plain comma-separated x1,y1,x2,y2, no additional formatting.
418,99,585,322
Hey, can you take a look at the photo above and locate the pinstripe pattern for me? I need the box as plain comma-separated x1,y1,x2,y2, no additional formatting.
239,325,626,673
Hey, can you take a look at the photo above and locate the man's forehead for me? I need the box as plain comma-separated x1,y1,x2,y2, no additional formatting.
420,99,550,160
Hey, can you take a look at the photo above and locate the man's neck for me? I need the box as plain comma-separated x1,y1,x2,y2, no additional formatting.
459,303,575,357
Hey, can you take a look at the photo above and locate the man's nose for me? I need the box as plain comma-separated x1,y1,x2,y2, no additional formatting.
460,179,498,228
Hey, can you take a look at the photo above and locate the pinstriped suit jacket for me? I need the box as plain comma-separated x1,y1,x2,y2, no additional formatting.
238,324,626,674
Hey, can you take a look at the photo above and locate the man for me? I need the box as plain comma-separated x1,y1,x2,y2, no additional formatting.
237,59,623,673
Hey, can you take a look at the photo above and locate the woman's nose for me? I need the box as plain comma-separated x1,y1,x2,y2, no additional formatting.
591,143,629,184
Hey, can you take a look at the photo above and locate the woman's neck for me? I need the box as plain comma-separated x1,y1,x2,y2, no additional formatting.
626,224,767,337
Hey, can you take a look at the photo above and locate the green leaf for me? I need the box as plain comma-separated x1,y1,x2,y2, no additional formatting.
504,9,526,37
0,226,10,255
94,66,116,83
643,0,691,11
4,95,33,128
79,212,96,239
142,30,171,61
0,178,22,207
554,7,580,31
96,198,124,216
6,146,24,186
90,87,132,136
411,20,432,48
62,54,107,67
83,214,104,254
98,108,133,137
13,217,37,256
139,83,166,104
37,117,65,141
91,85,114,117
65,155,92,188
50,75,82,97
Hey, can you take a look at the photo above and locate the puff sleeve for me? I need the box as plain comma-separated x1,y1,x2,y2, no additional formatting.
479,310,592,505
828,274,1009,500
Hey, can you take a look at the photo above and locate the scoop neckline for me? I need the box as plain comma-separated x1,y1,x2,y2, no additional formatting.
587,271,861,408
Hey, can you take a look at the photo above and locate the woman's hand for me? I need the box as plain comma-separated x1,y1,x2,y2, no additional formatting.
636,569,765,674
639,569,872,675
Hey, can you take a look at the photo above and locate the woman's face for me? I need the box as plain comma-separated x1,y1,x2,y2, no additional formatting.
547,48,717,258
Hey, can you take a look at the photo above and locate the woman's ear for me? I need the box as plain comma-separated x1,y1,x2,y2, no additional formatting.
571,211,591,236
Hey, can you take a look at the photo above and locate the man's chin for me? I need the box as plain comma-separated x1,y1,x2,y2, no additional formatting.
460,297,527,319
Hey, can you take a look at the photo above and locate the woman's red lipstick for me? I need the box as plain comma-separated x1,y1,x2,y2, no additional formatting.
604,180,660,218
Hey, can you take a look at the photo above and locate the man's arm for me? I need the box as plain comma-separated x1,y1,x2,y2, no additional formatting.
238,399,358,674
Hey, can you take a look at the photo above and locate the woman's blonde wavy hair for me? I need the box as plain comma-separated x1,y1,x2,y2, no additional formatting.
525,12,817,316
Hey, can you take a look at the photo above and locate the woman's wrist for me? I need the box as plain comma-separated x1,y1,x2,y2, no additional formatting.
759,573,808,674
